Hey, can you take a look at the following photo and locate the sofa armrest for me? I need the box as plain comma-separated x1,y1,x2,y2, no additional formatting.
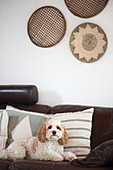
0,85,38,105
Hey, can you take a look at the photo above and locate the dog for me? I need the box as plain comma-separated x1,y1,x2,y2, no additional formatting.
0,119,76,161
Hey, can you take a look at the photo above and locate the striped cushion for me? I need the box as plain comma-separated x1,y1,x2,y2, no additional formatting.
0,110,9,149
52,108,94,159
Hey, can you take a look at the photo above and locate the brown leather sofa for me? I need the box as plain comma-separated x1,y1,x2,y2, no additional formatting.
0,85,113,170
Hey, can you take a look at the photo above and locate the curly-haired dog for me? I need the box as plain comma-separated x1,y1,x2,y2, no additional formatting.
0,119,76,161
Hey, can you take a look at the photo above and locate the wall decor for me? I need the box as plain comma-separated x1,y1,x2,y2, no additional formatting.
69,23,108,63
65,0,109,18
27,6,66,48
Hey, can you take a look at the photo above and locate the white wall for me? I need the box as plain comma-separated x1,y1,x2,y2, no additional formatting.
0,0,113,107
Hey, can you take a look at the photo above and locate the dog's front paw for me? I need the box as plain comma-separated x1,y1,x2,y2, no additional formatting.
63,152,77,161
52,155,64,162
0,150,8,160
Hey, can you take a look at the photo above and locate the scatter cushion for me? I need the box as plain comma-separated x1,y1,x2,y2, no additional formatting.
71,139,113,167
6,106,48,145
51,108,94,159
0,110,8,149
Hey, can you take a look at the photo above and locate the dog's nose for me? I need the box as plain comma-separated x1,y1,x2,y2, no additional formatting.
52,131,56,135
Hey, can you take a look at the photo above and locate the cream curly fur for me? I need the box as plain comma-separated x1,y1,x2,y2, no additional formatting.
0,119,76,161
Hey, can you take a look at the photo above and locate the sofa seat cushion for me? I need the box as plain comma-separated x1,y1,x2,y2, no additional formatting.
0,160,10,170
8,160,113,170
71,139,113,168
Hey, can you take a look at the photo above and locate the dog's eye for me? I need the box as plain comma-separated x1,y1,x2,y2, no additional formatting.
56,126,61,130
48,125,52,129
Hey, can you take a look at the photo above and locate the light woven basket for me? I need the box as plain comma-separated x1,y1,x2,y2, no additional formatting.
69,22,108,63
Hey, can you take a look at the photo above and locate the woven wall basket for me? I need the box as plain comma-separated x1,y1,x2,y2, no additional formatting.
65,0,109,18
28,6,66,48
70,23,108,63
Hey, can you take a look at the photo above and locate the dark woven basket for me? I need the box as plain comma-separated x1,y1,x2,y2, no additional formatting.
28,6,66,48
65,0,109,18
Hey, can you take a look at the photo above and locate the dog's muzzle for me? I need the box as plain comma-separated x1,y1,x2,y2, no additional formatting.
52,131,56,136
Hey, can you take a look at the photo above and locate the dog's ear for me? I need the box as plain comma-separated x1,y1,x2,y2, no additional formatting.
37,121,47,143
58,124,68,145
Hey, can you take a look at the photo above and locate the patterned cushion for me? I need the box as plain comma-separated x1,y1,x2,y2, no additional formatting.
51,108,94,159
6,106,48,146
